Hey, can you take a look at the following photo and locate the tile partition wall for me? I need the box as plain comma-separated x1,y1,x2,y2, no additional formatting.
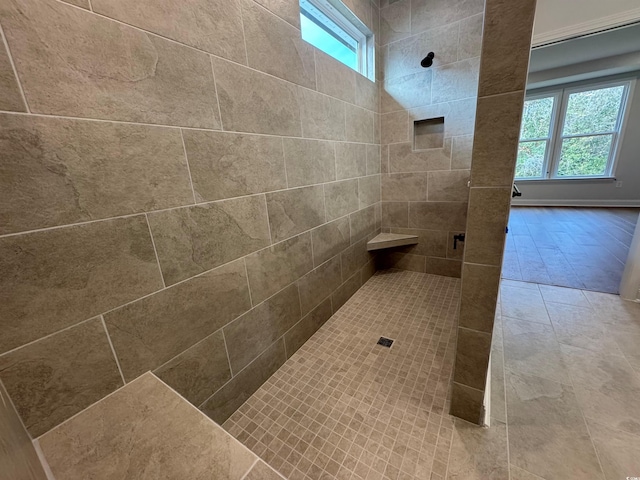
377,0,484,277
0,0,381,439
450,0,538,423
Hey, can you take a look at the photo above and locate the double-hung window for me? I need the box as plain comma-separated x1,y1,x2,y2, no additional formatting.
516,79,633,180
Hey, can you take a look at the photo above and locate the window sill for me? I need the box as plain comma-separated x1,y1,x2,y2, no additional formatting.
514,177,616,184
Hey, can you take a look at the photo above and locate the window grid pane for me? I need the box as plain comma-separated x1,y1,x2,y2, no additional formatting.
562,85,625,136
556,134,613,177
520,96,555,141
516,140,548,178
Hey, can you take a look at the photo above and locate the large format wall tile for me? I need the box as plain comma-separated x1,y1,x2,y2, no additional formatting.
297,256,342,315
0,43,25,112
315,50,356,104
388,143,451,172
38,373,257,479
458,14,484,60
409,202,467,230
183,130,286,201
0,216,163,354
0,0,220,128
350,205,376,242
453,327,492,390
366,144,381,174
464,187,511,266
105,259,251,381
299,88,347,141
311,217,351,267
379,0,410,45
254,0,300,28
458,263,500,333
345,104,375,143
245,233,314,304
284,298,332,357
411,0,484,34
242,0,315,88
213,57,301,136
431,57,480,104
324,179,359,221
0,318,123,437
266,185,325,243
410,98,477,139
382,173,427,201
283,138,336,188
224,284,301,373
359,175,381,208
427,169,470,202
382,71,432,113
336,143,367,180
0,115,193,234
92,0,246,63
148,196,271,285
382,202,409,228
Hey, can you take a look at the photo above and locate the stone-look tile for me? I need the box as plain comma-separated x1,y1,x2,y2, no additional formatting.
253,0,300,28
325,179,360,222
148,196,271,285
539,285,589,307
315,50,356,104
202,338,287,423
374,111,381,144
447,419,509,479
0,318,123,437
183,130,286,201
379,0,410,45
299,88,347,141
245,233,314,305
0,42,25,112
39,373,257,479
382,71,432,113
500,285,550,325
154,331,231,407
0,216,162,354
1,115,193,235
551,312,622,355
560,344,638,392
242,0,315,88
428,170,470,202
447,229,466,260
451,135,474,170
491,347,507,424
410,98,477,139
366,144,382,174
343,0,373,31
382,173,427,202
311,217,351,267
389,143,451,173
505,372,604,480
450,382,484,425
359,175,381,209
345,104,375,143
350,205,376,242
464,187,511,266
426,256,462,277
336,143,367,180
453,328,492,390
478,0,536,97
389,227,447,257
224,284,301,373
382,202,409,228
105,260,251,381
213,57,301,136
377,252,426,273
470,92,526,187
503,318,571,385
588,420,640,480
1,0,220,128
544,302,602,328
381,111,409,144
411,0,484,34
298,257,342,316
332,272,363,311
283,138,336,188
409,202,467,230
0,382,48,480
431,58,480,104
510,466,548,480
266,185,325,243
245,460,286,480
458,14,484,60
459,263,500,333
284,299,332,358
60,0,89,7
92,0,246,63
356,74,378,112
341,239,369,281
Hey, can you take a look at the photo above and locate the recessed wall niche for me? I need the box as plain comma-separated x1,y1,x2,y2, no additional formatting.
413,117,444,150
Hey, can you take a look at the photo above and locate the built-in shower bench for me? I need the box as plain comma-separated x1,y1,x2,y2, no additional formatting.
366,233,419,251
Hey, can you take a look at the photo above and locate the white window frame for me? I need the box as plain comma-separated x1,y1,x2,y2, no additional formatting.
516,78,635,180
299,0,375,80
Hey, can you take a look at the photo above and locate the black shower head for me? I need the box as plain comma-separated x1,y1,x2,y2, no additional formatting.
421,52,435,68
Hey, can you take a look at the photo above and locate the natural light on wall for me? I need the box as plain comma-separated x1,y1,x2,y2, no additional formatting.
299,0,374,80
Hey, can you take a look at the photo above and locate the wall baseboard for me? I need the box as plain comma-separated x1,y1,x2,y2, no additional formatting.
512,199,640,207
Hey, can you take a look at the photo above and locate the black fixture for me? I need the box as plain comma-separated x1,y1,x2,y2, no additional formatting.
512,183,522,198
420,52,435,68
453,233,465,250
377,337,394,348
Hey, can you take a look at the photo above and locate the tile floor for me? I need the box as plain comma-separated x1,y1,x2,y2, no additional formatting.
225,269,640,480
504,207,640,293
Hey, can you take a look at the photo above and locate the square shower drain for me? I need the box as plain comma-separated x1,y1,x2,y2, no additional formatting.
377,337,394,348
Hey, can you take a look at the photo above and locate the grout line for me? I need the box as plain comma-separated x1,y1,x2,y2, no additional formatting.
239,458,260,480
1,380,35,442
32,439,56,480
0,23,30,113
237,0,250,68
179,129,199,204
281,137,290,189
86,0,93,11
101,315,127,386
221,329,235,378
242,257,254,307
145,213,166,289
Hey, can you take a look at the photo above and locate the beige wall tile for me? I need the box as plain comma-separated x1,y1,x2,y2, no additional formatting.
388,227,447,257
459,263,501,332
242,0,316,88
427,169,470,202
0,43,25,112
342,0,373,30
377,252,426,273
324,179,359,221
470,91,525,187
451,134,474,169
336,142,367,180
447,229,466,259
153,331,231,406
0,115,193,234
381,202,409,228
379,0,410,45
410,97,477,139
411,0,484,34
464,187,511,266
381,111,409,144
254,0,300,28
213,57,301,136
382,71,432,114
105,259,251,381
183,130,286,201
311,217,351,267
331,271,362,312
202,338,286,423
148,196,271,285
350,205,377,242
0,216,162,355
284,299,332,358
299,88,347,141
224,284,301,373
359,175,381,208
454,327,492,390
283,138,336,188
39,373,257,479
0,0,220,128
388,142,451,173
409,201,467,230
382,172,427,201
340,239,369,281
266,185,325,243
0,318,123,437
450,382,484,424
60,0,89,7
431,57,480,104
345,104,375,143
355,74,378,112
92,0,246,63
245,233,314,305
315,50,356,104
298,256,342,315
458,13,484,60
425,256,462,277
366,144,382,174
